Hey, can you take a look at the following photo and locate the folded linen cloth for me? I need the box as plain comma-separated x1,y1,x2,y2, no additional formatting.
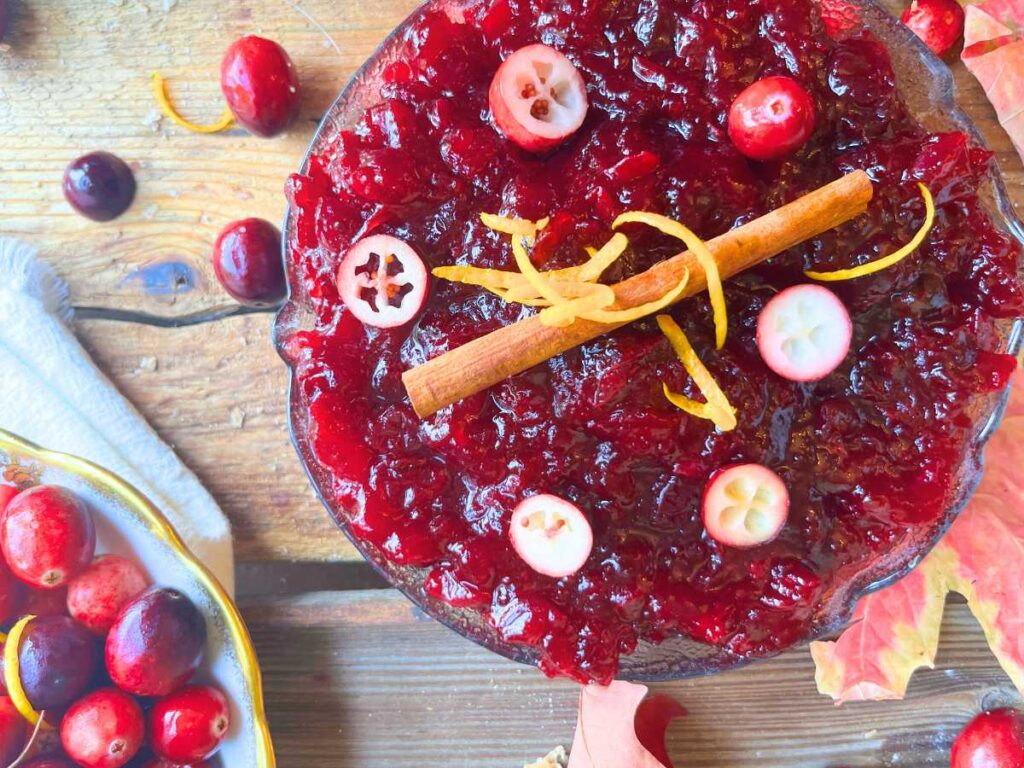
0,238,234,594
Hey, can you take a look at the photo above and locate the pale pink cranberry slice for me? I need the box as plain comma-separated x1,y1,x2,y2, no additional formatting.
727,76,816,161
509,494,593,578
702,464,789,548
756,284,853,382
336,235,428,328
488,44,589,153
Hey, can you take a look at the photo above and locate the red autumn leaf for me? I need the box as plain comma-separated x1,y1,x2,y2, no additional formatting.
568,681,686,768
962,0,1024,163
812,369,1024,703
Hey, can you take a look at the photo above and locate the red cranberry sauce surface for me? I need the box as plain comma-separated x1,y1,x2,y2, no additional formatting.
284,0,1023,683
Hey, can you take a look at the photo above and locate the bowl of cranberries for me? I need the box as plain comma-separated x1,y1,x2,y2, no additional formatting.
0,430,274,767
276,0,1023,684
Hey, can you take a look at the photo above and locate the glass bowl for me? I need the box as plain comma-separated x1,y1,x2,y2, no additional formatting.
274,0,1024,680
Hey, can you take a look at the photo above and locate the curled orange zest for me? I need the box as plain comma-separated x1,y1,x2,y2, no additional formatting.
614,212,728,349
4,615,49,728
805,183,935,281
657,315,737,432
151,72,235,134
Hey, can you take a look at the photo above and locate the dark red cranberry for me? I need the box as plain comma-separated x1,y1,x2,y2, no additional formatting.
1,485,96,589
148,685,229,764
901,0,965,57
0,696,27,765
727,76,816,161
61,688,144,768
22,585,70,618
67,555,149,635
952,709,1024,768
211,218,286,307
220,35,300,137
18,616,99,711
62,152,137,222
105,588,206,697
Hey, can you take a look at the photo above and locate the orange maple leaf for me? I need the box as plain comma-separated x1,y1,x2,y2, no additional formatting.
811,369,1024,702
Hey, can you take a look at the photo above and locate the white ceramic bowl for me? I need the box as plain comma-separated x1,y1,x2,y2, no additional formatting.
0,429,275,767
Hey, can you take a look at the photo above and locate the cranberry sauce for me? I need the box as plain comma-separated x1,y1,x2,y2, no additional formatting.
284,0,1022,683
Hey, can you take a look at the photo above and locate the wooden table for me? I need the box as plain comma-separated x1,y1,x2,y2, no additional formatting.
2,1,1022,765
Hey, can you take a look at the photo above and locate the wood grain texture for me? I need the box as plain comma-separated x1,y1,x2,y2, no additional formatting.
243,589,1022,768
1,0,1022,566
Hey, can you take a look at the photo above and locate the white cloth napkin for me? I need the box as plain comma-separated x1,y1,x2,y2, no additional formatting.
0,238,235,595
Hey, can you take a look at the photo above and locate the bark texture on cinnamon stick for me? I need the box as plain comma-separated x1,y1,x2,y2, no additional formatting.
403,169,874,418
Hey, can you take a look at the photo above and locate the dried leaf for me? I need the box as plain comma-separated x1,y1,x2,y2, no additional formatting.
812,369,1024,703
962,1,1024,163
568,682,686,768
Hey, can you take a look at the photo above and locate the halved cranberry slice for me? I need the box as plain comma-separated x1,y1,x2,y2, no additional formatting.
489,44,589,153
727,76,816,161
756,284,852,382
509,494,593,578
702,464,789,548
336,235,428,329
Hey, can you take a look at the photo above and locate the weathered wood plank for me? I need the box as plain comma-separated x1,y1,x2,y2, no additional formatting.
243,589,1022,768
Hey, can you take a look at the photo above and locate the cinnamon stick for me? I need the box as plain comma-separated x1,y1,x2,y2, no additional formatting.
403,170,873,417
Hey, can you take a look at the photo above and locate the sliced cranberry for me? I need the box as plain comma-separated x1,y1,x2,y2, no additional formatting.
336,235,428,328
212,218,287,307
489,44,589,152
756,284,853,382
0,485,96,589
220,35,301,137
901,0,965,57
509,494,593,578
727,76,816,161
61,688,144,768
62,152,137,222
952,709,1024,768
702,464,790,548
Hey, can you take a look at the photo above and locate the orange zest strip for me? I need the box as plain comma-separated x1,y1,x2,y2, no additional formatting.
151,72,235,134
805,183,935,281
614,212,728,349
4,615,49,729
656,315,737,432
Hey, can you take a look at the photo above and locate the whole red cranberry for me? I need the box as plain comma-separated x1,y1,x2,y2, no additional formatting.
106,588,206,697
62,152,137,222
133,752,211,768
952,708,1024,768
212,218,286,307
0,485,96,589
220,35,300,137
148,685,229,764
0,484,18,512
0,695,28,765
901,0,965,57
727,75,817,161
67,555,149,635
61,688,144,768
